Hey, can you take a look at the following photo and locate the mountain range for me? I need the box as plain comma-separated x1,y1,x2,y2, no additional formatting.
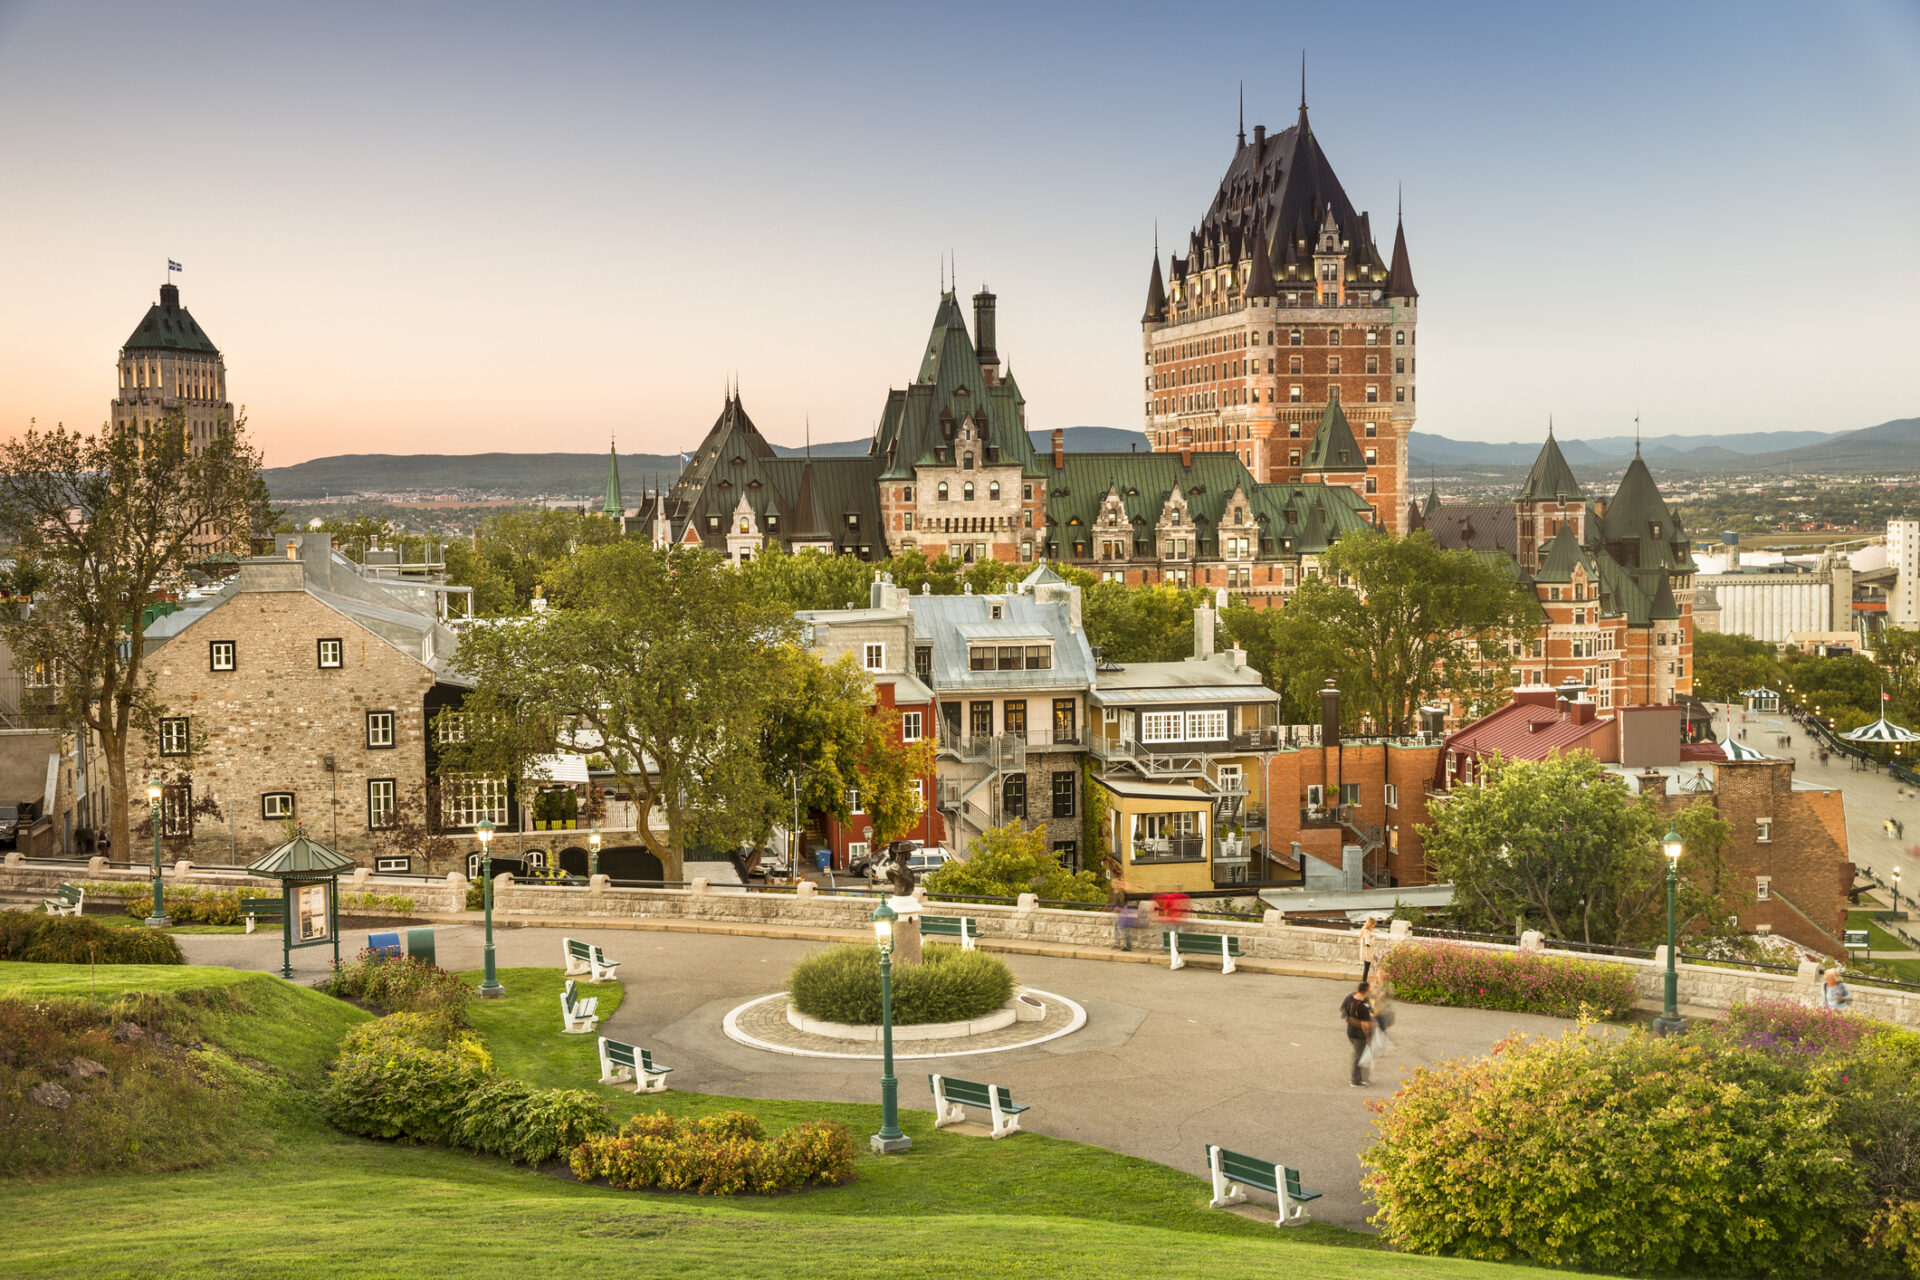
262,418,1918,500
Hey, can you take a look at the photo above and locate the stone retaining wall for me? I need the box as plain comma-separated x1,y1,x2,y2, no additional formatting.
5,854,1912,1028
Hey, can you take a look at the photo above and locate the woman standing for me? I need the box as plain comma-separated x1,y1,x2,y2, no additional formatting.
1358,916,1378,983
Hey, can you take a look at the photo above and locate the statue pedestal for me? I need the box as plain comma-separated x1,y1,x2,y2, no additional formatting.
888,894,923,966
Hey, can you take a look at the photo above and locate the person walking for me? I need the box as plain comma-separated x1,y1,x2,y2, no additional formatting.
1357,916,1378,983
1109,880,1135,952
1341,981,1377,1087
1823,969,1853,1010
1369,983,1396,1059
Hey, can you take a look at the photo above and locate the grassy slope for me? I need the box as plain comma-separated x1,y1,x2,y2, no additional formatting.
0,962,1561,1280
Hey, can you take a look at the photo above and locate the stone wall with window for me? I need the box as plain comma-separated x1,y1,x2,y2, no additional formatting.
133,589,438,865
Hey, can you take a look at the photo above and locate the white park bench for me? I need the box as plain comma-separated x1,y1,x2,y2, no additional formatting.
562,936,622,983
1205,1143,1322,1226
597,1036,673,1093
928,1073,1029,1140
560,979,600,1035
42,884,84,916
1163,929,1243,974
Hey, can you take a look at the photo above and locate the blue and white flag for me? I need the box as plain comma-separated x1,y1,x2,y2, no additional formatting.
679,452,690,466
167,259,182,272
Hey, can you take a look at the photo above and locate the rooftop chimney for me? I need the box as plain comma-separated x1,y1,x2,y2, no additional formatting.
1253,124,1266,152
1051,428,1065,469
973,287,999,384
1193,606,1215,661
1319,679,1341,748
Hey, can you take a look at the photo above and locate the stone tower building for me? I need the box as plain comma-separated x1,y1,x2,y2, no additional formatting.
1142,90,1417,532
111,282,235,453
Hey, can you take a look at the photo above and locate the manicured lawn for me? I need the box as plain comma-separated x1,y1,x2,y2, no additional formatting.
92,914,247,935
1844,911,1920,981
0,961,1572,1280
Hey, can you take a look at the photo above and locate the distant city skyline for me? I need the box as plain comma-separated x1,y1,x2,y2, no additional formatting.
2,1,1917,467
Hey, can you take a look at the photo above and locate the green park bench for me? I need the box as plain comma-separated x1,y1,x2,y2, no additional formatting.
1163,930,1243,974
241,896,285,933
597,1036,672,1093
560,979,600,1035
42,884,84,916
920,915,980,951
928,1073,1028,1139
562,936,621,983
1204,1143,1321,1226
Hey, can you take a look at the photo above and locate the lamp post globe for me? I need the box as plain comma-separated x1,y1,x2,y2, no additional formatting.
1653,823,1686,1036
1895,867,1903,915
869,900,910,1154
144,776,170,928
588,828,601,881
475,818,504,998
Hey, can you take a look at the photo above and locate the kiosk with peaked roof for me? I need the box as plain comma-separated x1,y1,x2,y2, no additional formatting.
247,831,355,978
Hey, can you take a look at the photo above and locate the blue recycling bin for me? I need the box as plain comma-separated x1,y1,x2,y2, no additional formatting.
814,848,831,873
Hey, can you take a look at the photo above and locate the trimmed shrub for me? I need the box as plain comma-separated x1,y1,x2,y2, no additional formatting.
337,1012,492,1072
1377,940,1636,1019
85,883,249,926
1365,1027,1864,1276
568,1111,858,1195
320,1035,488,1143
448,1079,611,1165
786,942,1015,1026
339,892,416,917
0,913,184,965
322,951,470,1026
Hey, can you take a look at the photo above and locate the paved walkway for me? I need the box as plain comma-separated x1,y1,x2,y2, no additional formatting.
179,922,1576,1227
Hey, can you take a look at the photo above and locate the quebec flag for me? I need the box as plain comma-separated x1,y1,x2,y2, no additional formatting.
167,259,183,272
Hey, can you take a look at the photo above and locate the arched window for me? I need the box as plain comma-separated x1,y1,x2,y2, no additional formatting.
937,482,949,501
1395,330,1405,346
1288,328,1302,346
989,482,1000,501
964,482,975,502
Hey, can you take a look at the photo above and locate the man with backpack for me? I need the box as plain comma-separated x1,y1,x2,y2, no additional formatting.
1341,981,1376,1087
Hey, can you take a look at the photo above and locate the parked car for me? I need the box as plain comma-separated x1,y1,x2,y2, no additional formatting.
0,804,18,850
869,846,955,885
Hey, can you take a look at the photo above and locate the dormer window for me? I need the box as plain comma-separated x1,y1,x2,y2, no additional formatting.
1651,522,1662,539
963,453,975,471
846,513,858,528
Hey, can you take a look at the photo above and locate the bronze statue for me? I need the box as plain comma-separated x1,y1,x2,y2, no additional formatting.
885,840,917,897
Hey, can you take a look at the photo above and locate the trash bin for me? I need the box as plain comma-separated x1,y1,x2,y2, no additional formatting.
405,927,436,967
814,848,831,873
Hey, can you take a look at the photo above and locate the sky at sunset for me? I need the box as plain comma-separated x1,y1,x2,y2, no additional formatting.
2,1,1918,467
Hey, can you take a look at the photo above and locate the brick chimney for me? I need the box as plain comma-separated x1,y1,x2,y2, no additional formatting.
1051,428,1065,469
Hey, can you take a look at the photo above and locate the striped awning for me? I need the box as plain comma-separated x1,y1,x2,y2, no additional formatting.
1719,737,1771,761
1841,717,1920,744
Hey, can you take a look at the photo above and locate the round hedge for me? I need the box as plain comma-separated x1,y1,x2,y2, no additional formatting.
0,913,184,965
785,942,1015,1026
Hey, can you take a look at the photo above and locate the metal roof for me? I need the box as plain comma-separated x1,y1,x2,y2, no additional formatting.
956,621,1055,643
1094,776,1210,802
247,834,355,878
1091,683,1279,707
906,591,1094,693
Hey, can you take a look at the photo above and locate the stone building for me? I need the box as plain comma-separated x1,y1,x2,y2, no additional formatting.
1141,92,1418,532
133,535,474,868
110,281,235,453
1415,432,1698,707
795,584,945,869
1697,554,1855,645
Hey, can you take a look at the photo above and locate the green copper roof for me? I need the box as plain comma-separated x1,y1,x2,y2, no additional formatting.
1518,431,1584,503
1301,400,1363,472
871,293,1041,481
1532,524,1593,583
124,284,219,354
603,443,623,518
247,833,355,878
1600,454,1695,572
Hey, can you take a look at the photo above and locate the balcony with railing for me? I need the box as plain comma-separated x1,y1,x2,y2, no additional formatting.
1128,836,1206,864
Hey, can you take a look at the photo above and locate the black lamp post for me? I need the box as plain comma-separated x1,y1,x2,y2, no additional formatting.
1652,823,1686,1036
144,776,170,928
1895,867,1903,915
475,818,504,998
869,900,910,1154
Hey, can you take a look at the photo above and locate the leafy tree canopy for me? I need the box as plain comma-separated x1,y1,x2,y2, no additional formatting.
1692,631,1786,704
923,821,1106,903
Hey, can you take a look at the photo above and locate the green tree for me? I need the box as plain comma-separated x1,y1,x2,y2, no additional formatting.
0,414,272,855
758,651,933,846
1082,582,1213,663
1268,529,1537,733
1422,754,1741,947
446,544,799,875
923,820,1106,903
738,545,877,613
443,509,622,615
1875,626,1920,715
1079,758,1113,875
1784,651,1885,721
1693,631,1786,703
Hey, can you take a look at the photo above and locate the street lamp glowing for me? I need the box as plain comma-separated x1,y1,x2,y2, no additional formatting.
872,899,896,952
1653,823,1685,1037
147,777,162,804
868,898,907,1152
1662,824,1684,866
474,818,502,998
475,818,494,847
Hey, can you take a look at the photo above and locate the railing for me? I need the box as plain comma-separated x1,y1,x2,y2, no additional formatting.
1128,837,1206,864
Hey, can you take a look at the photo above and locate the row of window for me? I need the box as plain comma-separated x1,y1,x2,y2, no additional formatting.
158,710,396,755
1137,709,1229,743
1150,382,1407,416
154,779,398,835
1152,327,1413,364
845,777,929,814
199,638,351,672
951,699,1080,742
1303,782,1401,809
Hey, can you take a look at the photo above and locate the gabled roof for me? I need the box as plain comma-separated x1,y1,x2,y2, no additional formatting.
1518,430,1584,503
1422,503,1519,558
1301,400,1363,472
1601,452,1695,572
124,283,219,354
869,293,1040,481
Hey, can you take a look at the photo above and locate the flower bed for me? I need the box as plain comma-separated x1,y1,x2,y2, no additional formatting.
785,942,1014,1026
569,1111,857,1195
84,882,248,926
1377,940,1636,1020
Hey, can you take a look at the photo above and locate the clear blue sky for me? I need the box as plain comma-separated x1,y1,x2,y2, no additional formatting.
2,1,1916,466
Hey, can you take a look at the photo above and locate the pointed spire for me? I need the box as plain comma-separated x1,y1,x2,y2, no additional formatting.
1245,226,1277,298
1298,51,1309,130
1387,197,1419,298
602,437,623,520
1634,413,1641,456
1238,81,1245,147
1143,234,1169,323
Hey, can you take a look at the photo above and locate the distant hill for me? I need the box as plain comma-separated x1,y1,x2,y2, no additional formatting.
264,417,1911,500
1744,416,1920,472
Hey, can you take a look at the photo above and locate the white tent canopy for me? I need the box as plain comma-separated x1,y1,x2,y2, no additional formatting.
1841,716,1920,745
